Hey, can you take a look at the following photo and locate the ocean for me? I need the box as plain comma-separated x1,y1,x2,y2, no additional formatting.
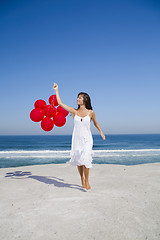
0,134,160,168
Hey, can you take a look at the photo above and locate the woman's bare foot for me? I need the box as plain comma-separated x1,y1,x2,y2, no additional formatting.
85,181,91,190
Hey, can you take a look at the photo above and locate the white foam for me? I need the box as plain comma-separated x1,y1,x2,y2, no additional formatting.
0,149,160,159
0,150,71,154
94,149,160,153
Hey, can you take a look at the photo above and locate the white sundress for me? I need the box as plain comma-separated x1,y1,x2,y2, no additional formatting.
67,111,94,168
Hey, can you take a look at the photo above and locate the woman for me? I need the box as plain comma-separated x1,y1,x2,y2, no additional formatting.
53,83,105,190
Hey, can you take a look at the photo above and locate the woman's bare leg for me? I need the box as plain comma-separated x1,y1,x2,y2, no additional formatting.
83,166,91,190
77,166,86,188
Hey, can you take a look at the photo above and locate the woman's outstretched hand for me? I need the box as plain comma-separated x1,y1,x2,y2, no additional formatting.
53,83,58,91
101,132,106,140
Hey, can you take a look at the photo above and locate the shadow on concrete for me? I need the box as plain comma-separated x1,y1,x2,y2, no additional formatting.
5,171,86,192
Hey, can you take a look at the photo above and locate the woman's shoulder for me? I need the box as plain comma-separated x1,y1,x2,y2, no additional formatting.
71,109,78,118
89,109,94,113
88,110,95,117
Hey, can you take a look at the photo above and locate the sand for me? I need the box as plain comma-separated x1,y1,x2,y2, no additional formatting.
0,163,160,240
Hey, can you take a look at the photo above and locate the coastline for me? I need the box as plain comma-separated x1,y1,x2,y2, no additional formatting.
0,163,160,240
1,134,160,168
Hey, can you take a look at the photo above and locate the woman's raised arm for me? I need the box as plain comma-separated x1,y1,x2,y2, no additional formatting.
53,83,76,115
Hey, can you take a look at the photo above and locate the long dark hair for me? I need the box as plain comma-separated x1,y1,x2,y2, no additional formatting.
77,92,93,110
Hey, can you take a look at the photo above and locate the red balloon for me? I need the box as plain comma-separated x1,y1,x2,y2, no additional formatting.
34,99,46,109
49,95,58,106
30,108,45,122
41,117,54,131
54,112,66,127
44,105,57,117
57,106,69,117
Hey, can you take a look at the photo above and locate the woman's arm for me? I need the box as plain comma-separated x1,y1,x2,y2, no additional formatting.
91,111,106,140
53,83,76,115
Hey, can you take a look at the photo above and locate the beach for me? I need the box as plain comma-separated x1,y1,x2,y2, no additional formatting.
0,163,160,240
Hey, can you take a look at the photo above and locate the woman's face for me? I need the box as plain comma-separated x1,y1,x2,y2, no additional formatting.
77,94,84,106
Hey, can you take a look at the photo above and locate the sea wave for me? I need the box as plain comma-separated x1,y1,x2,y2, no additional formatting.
0,149,160,159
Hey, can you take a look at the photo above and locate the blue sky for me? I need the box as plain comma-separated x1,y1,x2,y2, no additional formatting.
0,0,160,135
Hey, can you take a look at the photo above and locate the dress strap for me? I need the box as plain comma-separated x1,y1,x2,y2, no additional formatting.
87,110,90,116
87,111,92,120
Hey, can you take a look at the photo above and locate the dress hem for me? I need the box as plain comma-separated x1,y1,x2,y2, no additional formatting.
66,160,93,168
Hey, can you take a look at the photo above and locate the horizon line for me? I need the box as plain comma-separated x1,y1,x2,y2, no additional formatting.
0,133,160,136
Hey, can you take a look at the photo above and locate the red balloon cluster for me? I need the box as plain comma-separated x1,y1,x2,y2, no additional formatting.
30,95,69,132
